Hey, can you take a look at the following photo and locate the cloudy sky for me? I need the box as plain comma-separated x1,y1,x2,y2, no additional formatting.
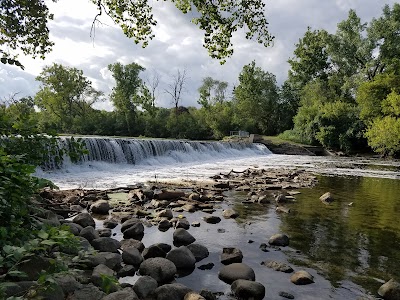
0,0,397,110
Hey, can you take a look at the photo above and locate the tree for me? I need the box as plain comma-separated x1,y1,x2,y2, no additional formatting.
198,77,229,108
1,0,274,68
108,62,151,135
165,69,188,113
35,63,102,132
234,61,279,135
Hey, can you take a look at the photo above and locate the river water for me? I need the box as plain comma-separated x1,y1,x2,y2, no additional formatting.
36,139,400,299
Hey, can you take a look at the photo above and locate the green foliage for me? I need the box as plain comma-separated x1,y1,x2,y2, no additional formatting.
100,274,119,294
365,116,400,156
198,77,229,108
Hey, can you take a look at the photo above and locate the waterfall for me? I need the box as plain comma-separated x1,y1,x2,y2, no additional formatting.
48,136,271,169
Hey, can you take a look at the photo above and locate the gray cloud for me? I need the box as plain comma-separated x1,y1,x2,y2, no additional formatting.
1,0,397,109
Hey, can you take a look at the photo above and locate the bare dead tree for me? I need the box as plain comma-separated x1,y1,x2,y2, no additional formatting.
146,70,161,108
165,69,188,113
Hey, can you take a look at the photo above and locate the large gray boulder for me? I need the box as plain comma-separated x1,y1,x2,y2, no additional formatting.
88,252,122,270
218,263,255,284
173,228,196,246
80,226,99,242
153,283,192,300
133,276,158,299
220,247,243,265
91,237,120,253
378,279,400,300
187,244,209,262
122,247,144,266
231,279,265,300
123,222,145,239
73,213,95,228
143,244,167,259
120,239,145,252
64,222,83,235
54,274,82,295
102,287,139,300
268,233,289,246
121,218,142,232
139,257,177,283
166,246,196,269
91,264,115,288
68,284,105,300
90,200,110,214
157,209,173,219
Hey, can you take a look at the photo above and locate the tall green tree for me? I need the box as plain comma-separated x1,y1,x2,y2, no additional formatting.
234,61,279,135
35,63,102,132
108,62,150,135
198,77,229,108
1,0,273,68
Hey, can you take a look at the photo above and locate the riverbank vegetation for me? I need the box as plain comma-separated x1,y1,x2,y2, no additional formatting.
2,4,400,156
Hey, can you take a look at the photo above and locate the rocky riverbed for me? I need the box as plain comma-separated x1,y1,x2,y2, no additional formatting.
4,168,400,300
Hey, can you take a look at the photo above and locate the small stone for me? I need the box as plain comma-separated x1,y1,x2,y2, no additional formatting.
221,247,243,265
262,260,293,273
320,192,333,204
268,233,289,247
203,216,221,224
290,270,314,285
279,291,295,299
259,243,269,252
198,263,214,270
217,228,226,233
191,221,201,227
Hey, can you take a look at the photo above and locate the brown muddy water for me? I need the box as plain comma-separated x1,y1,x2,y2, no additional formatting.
95,175,400,300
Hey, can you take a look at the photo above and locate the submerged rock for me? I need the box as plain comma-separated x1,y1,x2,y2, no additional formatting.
218,263,255,284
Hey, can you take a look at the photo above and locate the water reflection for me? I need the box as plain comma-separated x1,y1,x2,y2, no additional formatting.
279,175,400,294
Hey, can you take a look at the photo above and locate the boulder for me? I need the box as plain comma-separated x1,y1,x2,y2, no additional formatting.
73,213,95,228
121,218,141,232
103,219,118,229
220,247,243,265
91,237,120,253
139,257,177,283
64,222,83,235
120,239,145,252
157,209,173,219
268,233,289,246
203,216,221,224
191,221,201,227
90,200,110,214
166,246,196,269
17,256,53,281
97,228,112,237
123,222,145,239
154,190,185,200
154,243,172,253
173,228,196,246
182,204,196,212
290,270,314,285
122,247,144,266
158,219,172,231
153,283,192,300
80,226,99,242
88,252,122,270
378,279,400,300
218,263,255,284
54,274,82,295
275,194,286,203
222,209,239,219
176,219,190,230
143,244,167,259
68,284,105,300
261,260,293,273
320,192,333,204
188,193,200,201
231,279,265,300
199,290,217,300
91,264,116,288
102,287,139,300
133,276,158,299
186,244,209,262
117,265,136,277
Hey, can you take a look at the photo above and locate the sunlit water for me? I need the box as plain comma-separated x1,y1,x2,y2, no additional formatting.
37,145,400,299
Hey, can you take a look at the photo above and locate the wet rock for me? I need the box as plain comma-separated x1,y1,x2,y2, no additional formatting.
176,219,190,229
103,219,118,229
154,243,172,253
221,247,243,265
54,274,82,295
259,243,269,252
123,222,145,239
17,256,53,281
80,226,99,242
122,247,144,266
218,263,255,284
279,291,295,299
290,270,314,285
157,209,173,219
199,290,217,300
191,221,201,227
155,190,185,200
121,218,141,232
187,244,209,262
184,292,206,300
97,228,112,237
90,200,110,215
158,219,172,231
91,237,120,253
173,228,196,246
166,246,196,269
64,223,83,235
154,283,192,300
120,239,145,252
320,192,333,204
117,265,136,277
143,244,167,259
268,233,289,246
222,209,239,219
133,275,158,298
261,260,293,273
203,215,221,224
68,284,105,300
378,279,400,300
139,257,177,283
198,263,214,270
91,264,116,288
231,279,265,300
88,252,122,270
103,288,138,300
73,213,95,228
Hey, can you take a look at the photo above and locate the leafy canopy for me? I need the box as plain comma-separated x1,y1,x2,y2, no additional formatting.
1,0,274,67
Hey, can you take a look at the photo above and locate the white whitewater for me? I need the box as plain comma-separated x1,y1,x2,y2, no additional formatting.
36,137,400,189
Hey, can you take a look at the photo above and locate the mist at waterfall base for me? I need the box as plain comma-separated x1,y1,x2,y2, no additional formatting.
36,137,400,190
